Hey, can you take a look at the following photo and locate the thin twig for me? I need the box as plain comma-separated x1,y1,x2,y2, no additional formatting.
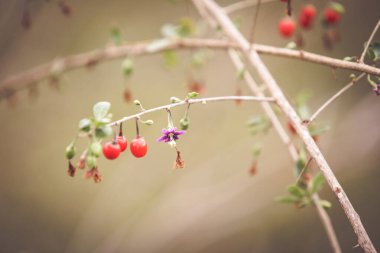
308,73,366,125
249,0,261,45
312,194,342,253
359,19,380,63
1,38,380,96
295,157,313,185
195,0,376,252
223,0,275,14
107,95,275,127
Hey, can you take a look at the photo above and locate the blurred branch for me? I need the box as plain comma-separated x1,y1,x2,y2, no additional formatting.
223,0,275,14
307,73,366,125
107,95,276,127
1,38,380,97
193,0,376,252
359,19,380,63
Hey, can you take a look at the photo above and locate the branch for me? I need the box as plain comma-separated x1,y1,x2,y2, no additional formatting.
2,38,380,96
195,0,376,252
307,73,366,125
106,95,275,127
223,0,275,14
359,19,380,63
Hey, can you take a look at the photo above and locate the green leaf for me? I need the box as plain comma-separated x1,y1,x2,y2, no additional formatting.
275,195,299,204
191,50,208,67
170,97,182,103
246,116,270,135
187,91,199,99
142,119,154,126
319,199,332,209
110,26,122,45
237,68,246,80
177,18,195,38
287,184,306,198
252,143,262,158
93,101,111,120
79,118,91,132
122,58,134,78
309,123,330,137
233,16,242,30
329,2,345,14
310,172,325,194
367,42,380,62
90,142,102,157
95,125,112,138
163,50,177,67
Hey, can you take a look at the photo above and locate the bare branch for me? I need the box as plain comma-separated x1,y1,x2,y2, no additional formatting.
308,73,366,125
223,0,275,14
1,38,380,97
107,95,275,127
195,0,377,252
359,19,380,63
249,0,261,45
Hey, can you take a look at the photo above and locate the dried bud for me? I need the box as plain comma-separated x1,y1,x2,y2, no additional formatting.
21,10,32,30
68,161,76,177
174,151,185,169
123,88,133,103
58,0,72,17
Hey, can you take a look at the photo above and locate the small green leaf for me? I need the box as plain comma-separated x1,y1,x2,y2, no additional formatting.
122,58,134,78
329,2,345,14
310,172,325,194
142,119,154,125
191,50,207,67
295,157,306,176
177,17,195,37
309,124,330,137
95,125,112,138
319,199,332,209
287,184,306,198
275,195,299,204
367,42,380,62
79,118,91,132
187,91,199,99
237,68,246,80
93,101,111,120
233,16,242,30
133,100,141,106
110,26,122,45
65,142,76,160
90,142,102,157
163,50,178,67
252,143,262,159
246,116,271,135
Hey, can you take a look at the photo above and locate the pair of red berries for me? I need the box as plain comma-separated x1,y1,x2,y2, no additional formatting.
278,5,316,38
102,136,148,160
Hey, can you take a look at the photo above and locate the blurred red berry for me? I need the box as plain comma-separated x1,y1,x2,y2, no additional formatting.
299,5,316,29
278,17,296,38
323,8,340,24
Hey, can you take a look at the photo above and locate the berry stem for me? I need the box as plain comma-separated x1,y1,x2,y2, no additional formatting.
135,117,140,138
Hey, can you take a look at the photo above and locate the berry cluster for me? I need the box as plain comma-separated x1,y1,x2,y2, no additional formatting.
278,1,344,48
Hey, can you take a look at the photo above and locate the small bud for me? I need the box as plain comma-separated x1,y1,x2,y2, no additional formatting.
133,100,141,106
68,161,76,177
65,143,76,160
187,91,199,99
86,155,97,169
77,155,86,169
174,151,185,169
349,73,356,79
170,97,182,103
143,119,154,125
179,117,190,130
90,142,102,157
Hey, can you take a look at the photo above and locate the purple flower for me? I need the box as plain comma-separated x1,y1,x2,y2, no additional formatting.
373,84,380,96
157,127,185,143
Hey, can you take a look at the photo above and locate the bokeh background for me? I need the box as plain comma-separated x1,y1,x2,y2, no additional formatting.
0,0,379,252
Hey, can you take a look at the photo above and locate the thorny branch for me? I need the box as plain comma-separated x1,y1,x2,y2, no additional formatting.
1,38,380,97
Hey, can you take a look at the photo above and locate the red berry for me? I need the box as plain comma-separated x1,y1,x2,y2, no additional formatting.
278,17,296,38
117,136,128,152
299,5,316,29
323,8,340,24
130,137,148,158
102,141,121,160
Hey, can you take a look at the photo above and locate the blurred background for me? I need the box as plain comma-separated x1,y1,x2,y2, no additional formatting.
0,0,379,252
